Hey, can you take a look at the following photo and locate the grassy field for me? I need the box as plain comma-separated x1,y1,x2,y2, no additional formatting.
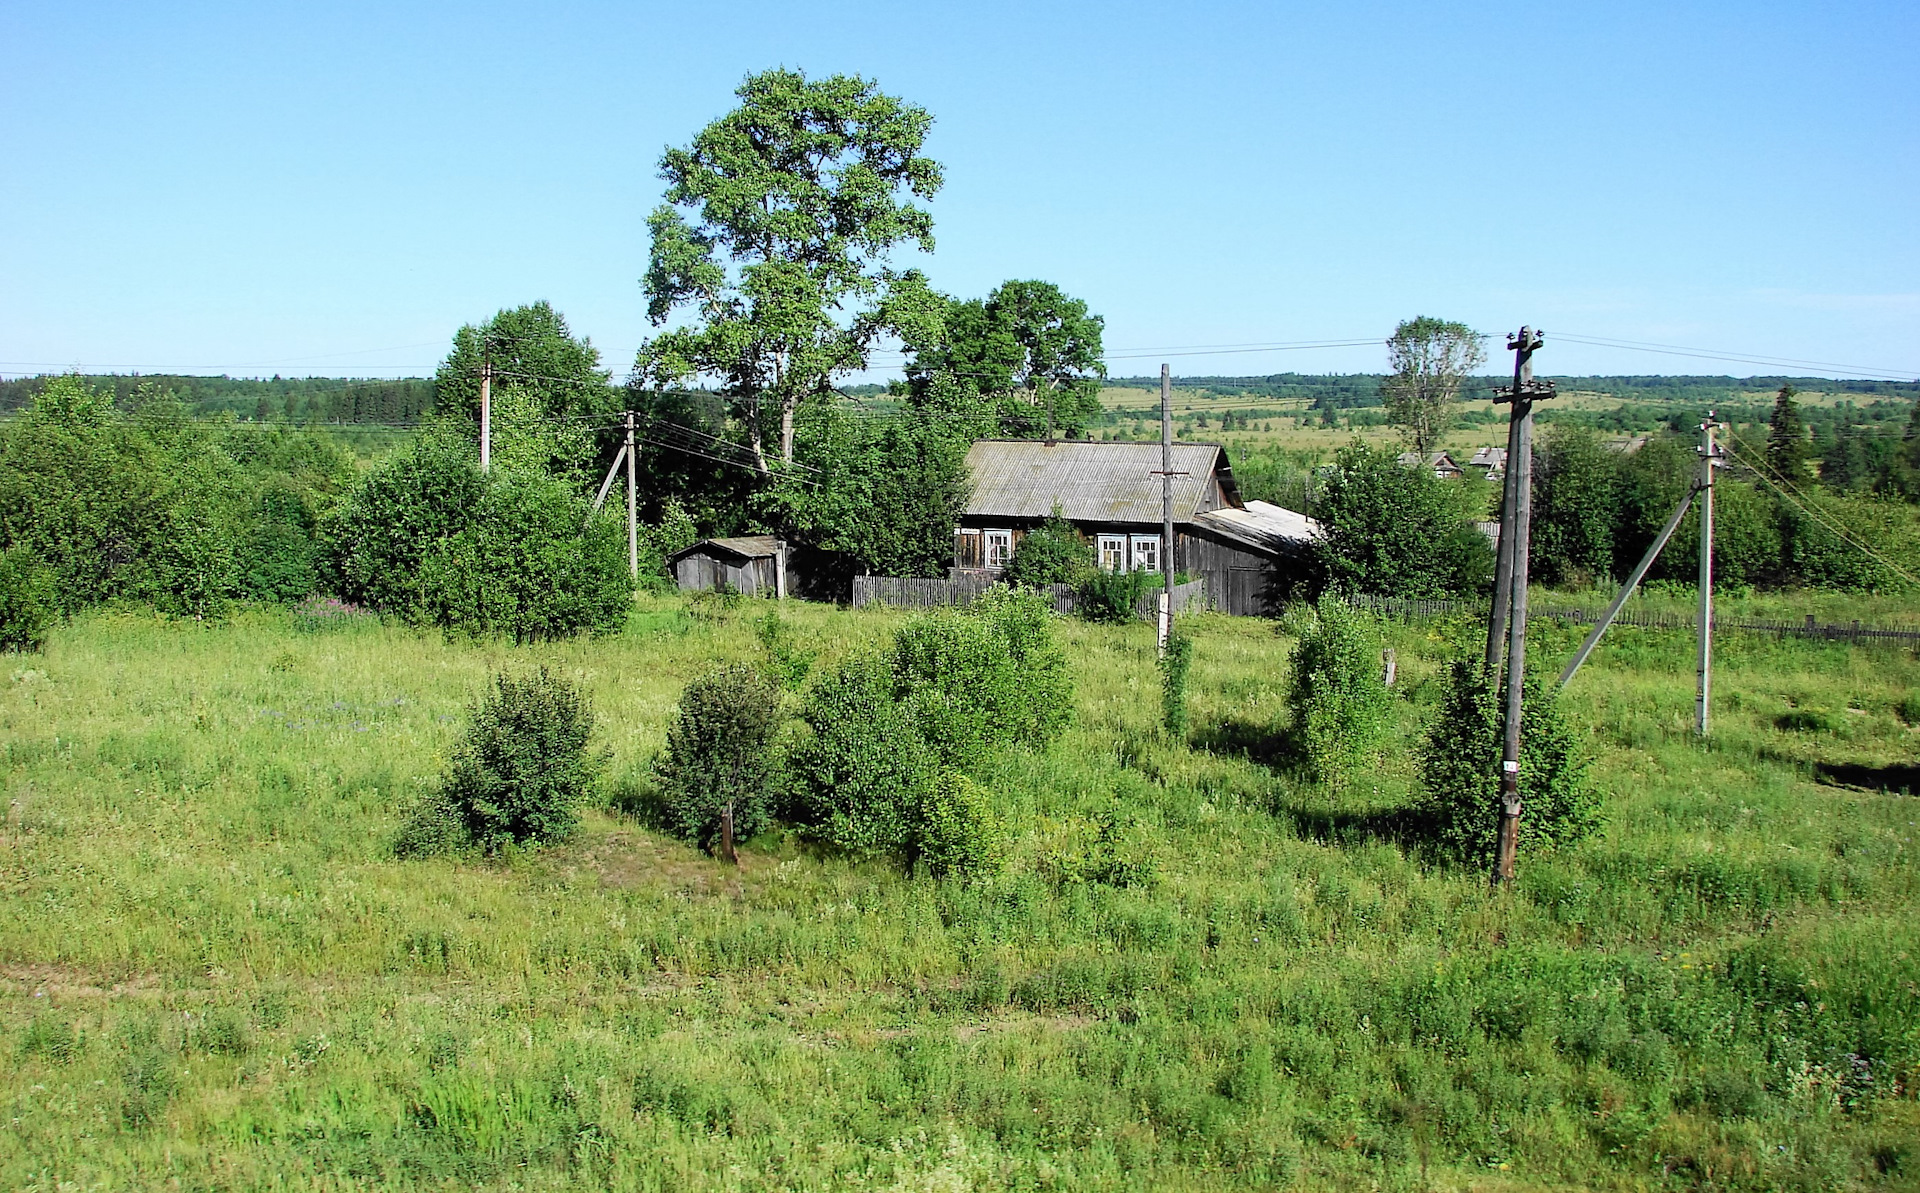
3,594,1918,1190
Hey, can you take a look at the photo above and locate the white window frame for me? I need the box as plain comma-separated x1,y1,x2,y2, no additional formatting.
984,529,1013,569
1097,534,1127,573
1129,534,1162,573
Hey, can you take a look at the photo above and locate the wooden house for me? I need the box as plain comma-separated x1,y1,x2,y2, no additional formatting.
951,439,1317,616
669,536,791,597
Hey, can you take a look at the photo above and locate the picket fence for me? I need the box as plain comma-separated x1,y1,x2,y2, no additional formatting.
852,575,1208,621
1345,592,1920,645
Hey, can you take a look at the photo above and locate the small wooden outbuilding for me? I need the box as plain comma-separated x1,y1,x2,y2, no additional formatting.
669,536,790,598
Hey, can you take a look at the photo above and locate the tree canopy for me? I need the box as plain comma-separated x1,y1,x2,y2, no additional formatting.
634,68,944,472
435,302,612,482
905,280,1106,438
1381,316,1485,455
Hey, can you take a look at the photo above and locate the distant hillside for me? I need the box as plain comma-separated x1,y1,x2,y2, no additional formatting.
1102,372,1920,410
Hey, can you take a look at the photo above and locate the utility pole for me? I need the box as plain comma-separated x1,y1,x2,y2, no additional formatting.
1484,386,1525,671
1696,412,1719,736
1490,327,1554,886
625,411,639,581
478,359,492,473
1158,364,1175,654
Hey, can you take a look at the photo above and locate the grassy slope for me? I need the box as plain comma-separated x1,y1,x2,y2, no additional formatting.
2,597,1917,1191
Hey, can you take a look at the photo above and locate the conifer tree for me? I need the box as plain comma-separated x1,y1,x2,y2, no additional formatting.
1766,383,1809,484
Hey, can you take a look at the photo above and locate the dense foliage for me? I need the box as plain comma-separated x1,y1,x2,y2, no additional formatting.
1310,442,1494,597
1159,629,1194,739
0,376,354,619
1285,595,1392,786
408,668,604,853
1417,659,1599,865
433,302,613,483
0,545,53,651
653,664,783,849
1002,511,1094,587
903,279,1107,438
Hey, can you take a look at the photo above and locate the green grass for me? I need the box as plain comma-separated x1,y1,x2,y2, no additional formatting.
2,595,1918,1190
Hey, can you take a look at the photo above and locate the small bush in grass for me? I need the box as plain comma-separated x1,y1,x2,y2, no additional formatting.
915,771,1006,879
0,545,55,652
1077,568,1151,623
891,586,1072,764
422,667,603,852
1417,658,1597,865
1285,594,1392,786
655,664,782,849
754,611,815,690
788,655,937,856
1160,629,1194,739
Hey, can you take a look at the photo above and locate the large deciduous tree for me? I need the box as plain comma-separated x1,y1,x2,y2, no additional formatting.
635,68,944,473
1381,316,1485,456
905,280,1106,438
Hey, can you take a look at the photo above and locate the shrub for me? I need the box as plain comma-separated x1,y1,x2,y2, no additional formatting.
788,655,937,856
1077,568,1152,623
915,771,1006,879
0,546,55,652
1002,510,1093,587
1160,629,1194,739
655,664,782,849
1310,441,1493,597
1285,595,1392,786
755,611,815,690
1417,658,1598,865
321,433,485,617
432,668,603,851
419,471,631,641
892,587,1072,763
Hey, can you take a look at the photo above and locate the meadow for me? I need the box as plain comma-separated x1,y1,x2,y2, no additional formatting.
2,593,1917,1191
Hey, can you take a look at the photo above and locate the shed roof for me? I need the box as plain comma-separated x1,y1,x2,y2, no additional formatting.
963,439,1233,524
1190,500,1321,556
668,535,782,563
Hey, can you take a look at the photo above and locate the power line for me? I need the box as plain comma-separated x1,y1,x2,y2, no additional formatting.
1719,438,1920,586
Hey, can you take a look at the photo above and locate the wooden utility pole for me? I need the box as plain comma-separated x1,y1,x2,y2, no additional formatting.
1490,327,1554,886
1484,392,1524,671
1696,412,1719,736
625,411,639,580
478,359,492,473
1159,364,1175,654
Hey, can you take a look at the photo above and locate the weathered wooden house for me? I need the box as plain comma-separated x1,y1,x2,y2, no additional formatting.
951,439,1317,616
669,536,792,597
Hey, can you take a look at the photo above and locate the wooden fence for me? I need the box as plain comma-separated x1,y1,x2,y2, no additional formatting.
853,575,1208,620
1345,592,1920,645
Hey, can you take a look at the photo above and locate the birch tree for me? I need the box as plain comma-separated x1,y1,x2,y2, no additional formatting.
1382,316,1485,457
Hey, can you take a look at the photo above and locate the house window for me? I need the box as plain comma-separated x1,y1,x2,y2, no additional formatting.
1097,534,1127,573
1129,534,1161,573
985,529,1013,569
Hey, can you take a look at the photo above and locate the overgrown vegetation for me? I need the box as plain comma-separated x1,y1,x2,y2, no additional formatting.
3,596,1918,1190
652,663,782,849
1284,594,1393,786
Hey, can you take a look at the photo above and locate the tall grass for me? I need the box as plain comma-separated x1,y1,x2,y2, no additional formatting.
1,593,1916,1190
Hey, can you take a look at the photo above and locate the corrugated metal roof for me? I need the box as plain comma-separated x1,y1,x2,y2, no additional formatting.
964,439,1226,524
1191,500,1321,555
669,535,782,562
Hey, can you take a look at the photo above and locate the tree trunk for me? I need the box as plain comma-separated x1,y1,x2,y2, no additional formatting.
780,395,796,465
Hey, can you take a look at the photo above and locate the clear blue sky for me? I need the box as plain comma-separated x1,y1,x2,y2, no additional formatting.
3,0,1915,382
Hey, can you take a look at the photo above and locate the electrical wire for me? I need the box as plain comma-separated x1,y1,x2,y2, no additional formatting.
1718,438,1920,586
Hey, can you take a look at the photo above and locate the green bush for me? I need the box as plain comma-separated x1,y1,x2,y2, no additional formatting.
788,655,938,856
1417,658,1598,865
1310,441,1493,597
419,471,631,642
0,546,54,652
1077,568,1152,623
322,433,485,617
1285,595,1392,786
655,664,782,849
892,587,1072,763
429,668,604,851
1002,510,1092,587
1160,629,1194,739
915,771,1006,879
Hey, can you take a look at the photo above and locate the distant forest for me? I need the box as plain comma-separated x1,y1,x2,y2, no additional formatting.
0,374,435,423
1102,372,1920,410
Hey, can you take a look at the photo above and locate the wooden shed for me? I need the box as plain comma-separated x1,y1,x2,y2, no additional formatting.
669,536,790,598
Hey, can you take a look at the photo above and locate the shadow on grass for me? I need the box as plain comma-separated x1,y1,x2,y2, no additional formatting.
1190,716,1294,770
1812,761,1920,795
1277,799,1441,852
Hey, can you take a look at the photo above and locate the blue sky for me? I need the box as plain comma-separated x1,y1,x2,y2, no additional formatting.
2,0,1915,382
